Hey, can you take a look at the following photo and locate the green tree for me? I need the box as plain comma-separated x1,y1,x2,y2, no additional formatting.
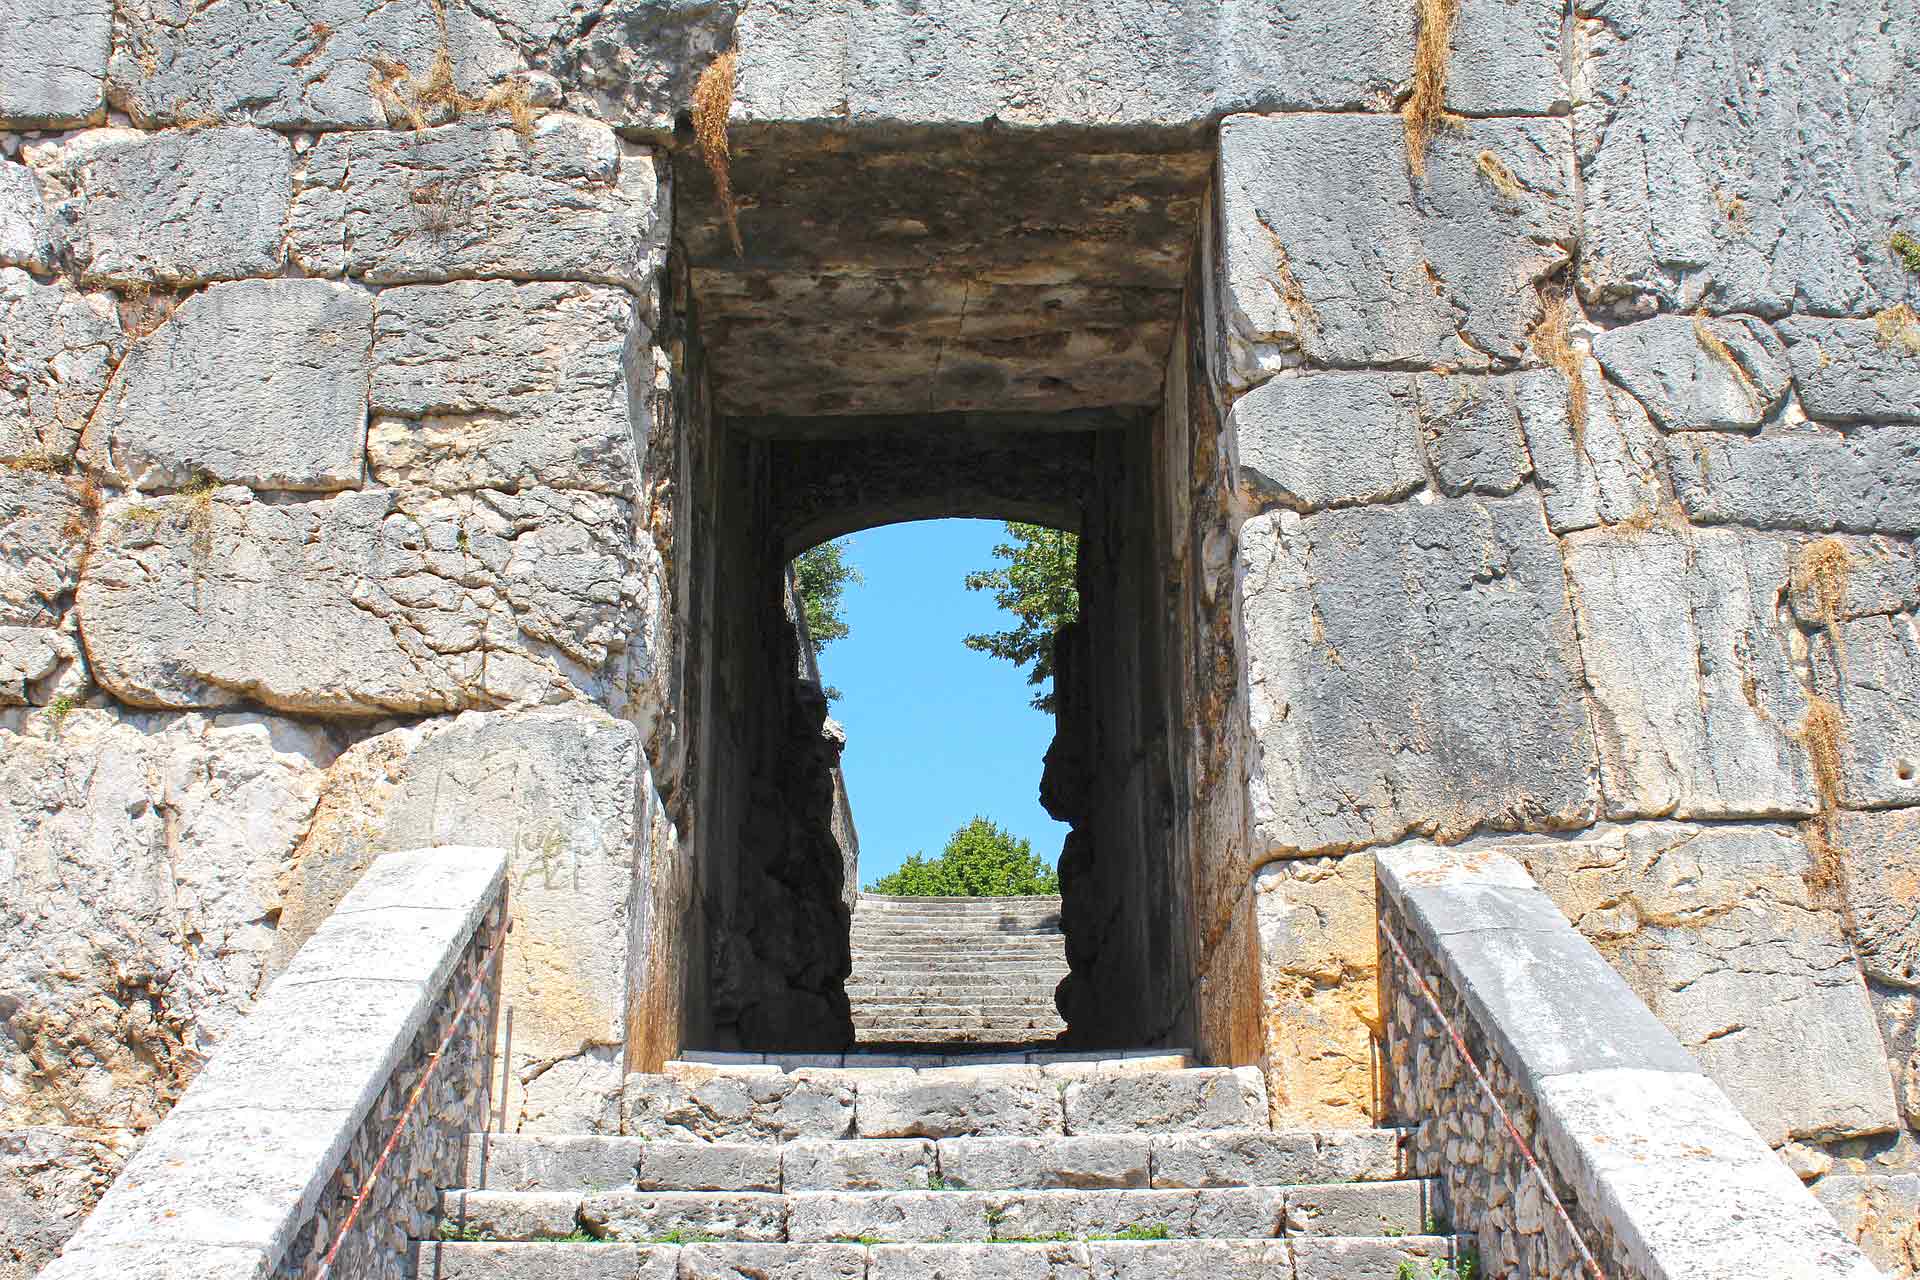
866,816,1061,896
793,538,862,653
962,522,1079,712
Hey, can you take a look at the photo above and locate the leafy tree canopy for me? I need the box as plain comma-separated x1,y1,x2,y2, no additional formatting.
866,816,1061,896
793,538,862,654
962,522,1079,713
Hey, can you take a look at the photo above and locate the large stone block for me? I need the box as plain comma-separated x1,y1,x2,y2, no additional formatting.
0,158,53,271
1666,427,1920,537
1062,1069,1266,1136
84,280,372,493
1513,359,1663,534
1808,611,1920,811
78,484,646,717
1228,373,1424,513
0,469,86,628
0,625,78,706
0,0,110,126
934,1136,1147,1190
288,116,664,291
1514,823,1901,1145
0,269,123,463
1781,317,1920,425
370,280,647,496
107,0,528,130
27,128,291,286
1591,313,1792,431
622,1069,855,1144
1829,809,1920,991
1410,372,1531,499
1562,527,1819,819
1218,113,1574,374
1810,1174,1920,1279
1251,855,1378,1128
857,1067,1063,1139
1577,0,1919,316
1240,494,1597,856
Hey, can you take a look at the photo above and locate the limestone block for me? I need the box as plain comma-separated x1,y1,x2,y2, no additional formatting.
857,1067,1063,1139
1218,113,1573,374
1411,373,1531,498
28,127,291,286
786,1189,990,1244
681,1243,867,1280
107,0,528,130
555,0,747,130
1514,359,1663,534
934,1136,1148,1190
370,280,647,496
0,1127,128,1280
1228,373,1424,513
1250,856,1379,1128
78,485,646,716
442,1189,585,1241
582,1191,789,1243
621,1070,855,1144
1830,810,1920,991
782,1139,934,1191
1805,611,1920,810
1577,0,1919,316
0,625,76,705
1666,427,1920,537
288,116,664,291
868,1242,1091,1280
1562,527,1819,819
0,268,123,462
0,158,53,270
0,468,86,626
84,280,371,493
1063,1068,1266,1135
1781,317,1920,425
0,709,332,1138
0,0,110,126
1240,494,1598,857
420,1241,679,1280
268,709,644,1132
990,1187,1287,1240
1514,823,1901,1145
464,1133,647,1193
1149,1129,1407,1189
1811,1174,1920,1279
1591,313,1792,431
637,1142,781,1192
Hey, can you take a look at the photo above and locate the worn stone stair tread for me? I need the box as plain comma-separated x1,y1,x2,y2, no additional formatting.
440,1181,1441,1243
416,1236,1469,1278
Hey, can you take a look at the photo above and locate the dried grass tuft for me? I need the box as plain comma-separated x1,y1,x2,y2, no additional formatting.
1474,150,1523,199
1800,696,1847,813
1793,537,1853,640
180,473,219,562
1403,0,1461,177
1530,290,1588,452
1873,302,1920,355
693,50,742,257
1691,308,1758,405
1802,818,1846,903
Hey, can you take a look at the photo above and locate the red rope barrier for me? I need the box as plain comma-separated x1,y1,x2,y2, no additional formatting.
312,906,507,1280
1379,918,1609,1280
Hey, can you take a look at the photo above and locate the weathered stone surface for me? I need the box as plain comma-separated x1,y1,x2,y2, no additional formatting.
1228,373,1424,512
1666,427,1920,536
107,0,526,129
1830,810,1920,991
621,1070,855,1144
0,159,53,270
549,0,736,130
1240,494,1597,856
935,1136,1147,1190
0,0,110,126
1149,1129,1407,1189
0,625,77,705
1810,1174,1920,1279
1218,113,1574,376
443,1188,583,1241
782,1139,933,1191
28,128,291,285
1591,313,1792,431
785,1189,989,1244
857,1067,1062,1139
421,1241,678,1280
370,280,647,496
1563,527,1819,819
270,709,643,1133
288,116,664,291
1578,0,1920,316
79,485,647,717
1411,373,1531,498
1781,318,1920,424
1809,609,1920,811
85,280,372,494
637,1143,781,1193
0,1127,126,1280
464,1134,647,1193
0,468,86,627
1514,360,1663,534
0,269,123,462
868,1241,1090,1280
1250,856,1378,1129
582,1191,788,1243
1513,823,1901,1145
1064,1069,1265,1135
1,709,332,1132
680,1243,866,1280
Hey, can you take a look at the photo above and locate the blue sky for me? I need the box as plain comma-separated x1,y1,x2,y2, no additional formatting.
815,518,1071,888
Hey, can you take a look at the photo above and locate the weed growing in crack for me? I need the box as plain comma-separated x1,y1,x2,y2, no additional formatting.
1891,230,1920,276
1793,537,1853,660
1529,290,1588,453
1403,0,1461,177
1873,302,1920,355
46,693,77,732
1474,150,1523,200
1691,308,1759,406
693,50,743,257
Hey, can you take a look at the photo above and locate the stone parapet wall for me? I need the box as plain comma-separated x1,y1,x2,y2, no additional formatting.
1376,843,1880,1279
36,845,507,1280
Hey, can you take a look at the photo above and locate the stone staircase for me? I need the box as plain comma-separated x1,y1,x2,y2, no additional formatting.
849,894,1070,1046
420,1055,1466,1277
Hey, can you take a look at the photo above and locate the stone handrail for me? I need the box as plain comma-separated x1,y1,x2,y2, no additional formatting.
1376,843,1882,1280
38,846,509,1280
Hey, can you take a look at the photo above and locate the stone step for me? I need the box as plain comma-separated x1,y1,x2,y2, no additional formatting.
854,1028,1065,1045
463,1130,1413,1194
857,895,1063,908
438,1181,1442,1244
848,940,1067,953
843,980,1064,995
848,1002,1063,1018
848,962,1071,977
418,1237,1469,1279
671,1051,1193,1071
